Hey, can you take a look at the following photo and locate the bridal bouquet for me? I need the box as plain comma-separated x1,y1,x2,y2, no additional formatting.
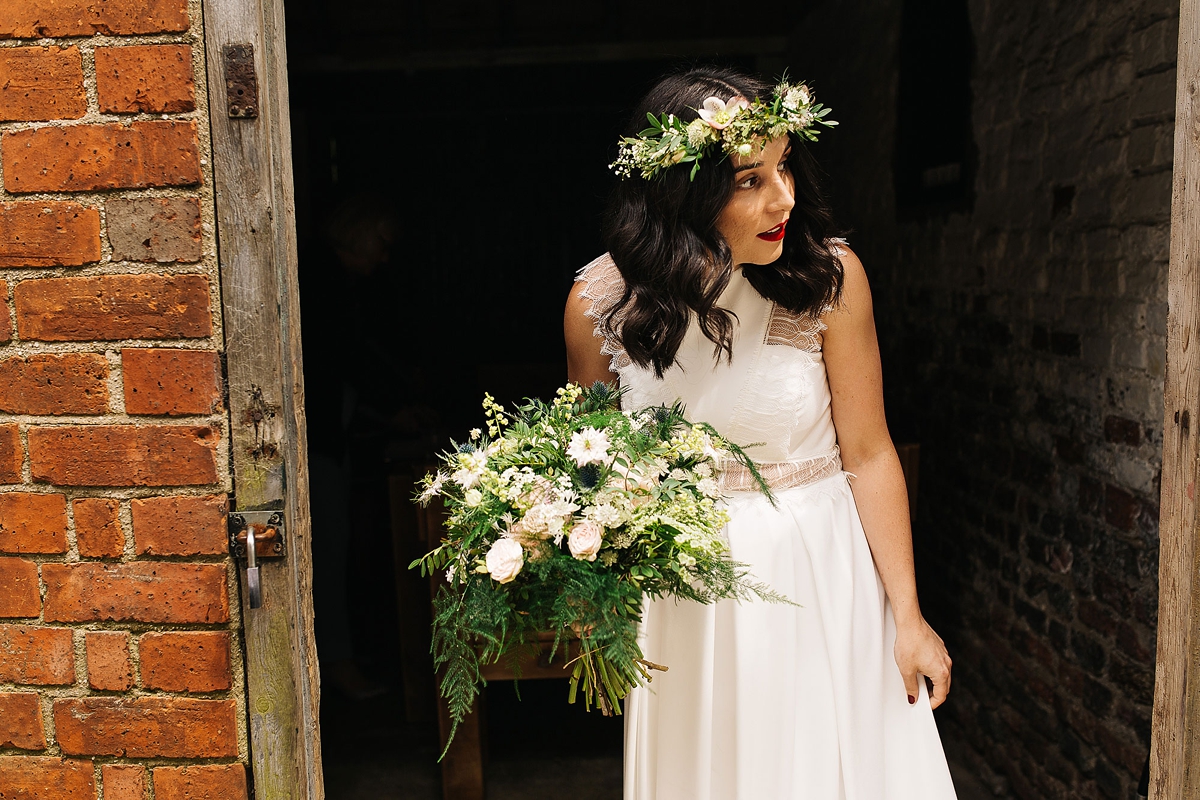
411,382,786,752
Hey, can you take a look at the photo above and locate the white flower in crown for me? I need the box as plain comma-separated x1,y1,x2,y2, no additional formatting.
566,426,611,467
686,118,716,149
697,95,750,130
782,84,811,110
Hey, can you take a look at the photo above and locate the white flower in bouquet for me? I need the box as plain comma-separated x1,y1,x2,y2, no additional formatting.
514,505,548,536
674,426,726,463
463,489,484,507
585,502,624,529
567,426,611,467
418,472,446,504
452,450,489,490
697,477,721,498
485,537,524,583
568,520,604,561
545,513,569,542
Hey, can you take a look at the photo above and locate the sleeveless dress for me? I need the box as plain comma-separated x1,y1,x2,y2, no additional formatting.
575,246,959,800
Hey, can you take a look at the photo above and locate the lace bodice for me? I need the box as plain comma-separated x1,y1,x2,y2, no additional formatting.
576,241,847,463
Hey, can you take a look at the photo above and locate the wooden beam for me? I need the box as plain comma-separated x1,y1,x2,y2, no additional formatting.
290,36,788,74
1152,1,1200,795
202,0,323,797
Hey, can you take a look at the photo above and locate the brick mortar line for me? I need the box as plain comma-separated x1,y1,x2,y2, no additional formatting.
117,500,135,561
0,111,207,135
0,341,223,355
63,495,78,562
0,264,216,279
104,349,126,417
0,685,239,702
0,32,201,49
78,40,99,120
8,554,235,565
0,486,229,501
0,413,226,426
0,187,207,202
1,619,237,636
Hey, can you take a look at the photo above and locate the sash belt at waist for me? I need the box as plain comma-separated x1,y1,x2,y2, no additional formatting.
717,446,844,494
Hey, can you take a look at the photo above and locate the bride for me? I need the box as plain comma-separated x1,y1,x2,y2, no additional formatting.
564,66,959,799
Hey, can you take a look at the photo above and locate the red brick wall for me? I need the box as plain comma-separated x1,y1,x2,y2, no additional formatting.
0,1,247,797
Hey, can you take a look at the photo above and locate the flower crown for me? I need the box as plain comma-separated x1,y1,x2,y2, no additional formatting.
609,80,837,181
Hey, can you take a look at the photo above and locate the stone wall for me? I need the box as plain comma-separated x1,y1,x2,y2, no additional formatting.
0,1,247,798
791,1,1175,797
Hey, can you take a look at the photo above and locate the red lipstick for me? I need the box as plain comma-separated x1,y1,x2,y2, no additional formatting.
757,221,787,242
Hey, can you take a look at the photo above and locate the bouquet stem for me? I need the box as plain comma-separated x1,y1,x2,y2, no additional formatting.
567,640,669,716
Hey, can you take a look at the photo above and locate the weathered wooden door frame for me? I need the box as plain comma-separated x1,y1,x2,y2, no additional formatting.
202,0,323,797
1153,1,1200,796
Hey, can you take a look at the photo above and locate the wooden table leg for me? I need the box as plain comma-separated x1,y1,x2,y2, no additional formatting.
437,691,485,800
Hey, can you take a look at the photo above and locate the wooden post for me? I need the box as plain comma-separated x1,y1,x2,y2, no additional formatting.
202,0,323,797
1152,1,1200,795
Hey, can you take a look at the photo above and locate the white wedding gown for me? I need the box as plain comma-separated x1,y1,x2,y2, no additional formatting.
576,244,958,800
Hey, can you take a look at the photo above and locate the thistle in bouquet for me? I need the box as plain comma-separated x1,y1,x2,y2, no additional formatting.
411,382,793,755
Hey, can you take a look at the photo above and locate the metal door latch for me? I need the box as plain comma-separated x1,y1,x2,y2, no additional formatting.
229,511,285,609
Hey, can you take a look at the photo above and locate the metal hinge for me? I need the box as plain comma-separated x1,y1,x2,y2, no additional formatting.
223,43,259,119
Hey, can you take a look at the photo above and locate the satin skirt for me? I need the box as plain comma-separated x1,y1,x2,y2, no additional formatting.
623,472,958,800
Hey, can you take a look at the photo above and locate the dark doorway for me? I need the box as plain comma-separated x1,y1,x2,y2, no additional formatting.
281,3,783,797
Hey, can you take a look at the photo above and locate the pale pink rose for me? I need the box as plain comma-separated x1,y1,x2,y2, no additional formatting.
485,537,524,583
697,95,749,130
568,520,603,562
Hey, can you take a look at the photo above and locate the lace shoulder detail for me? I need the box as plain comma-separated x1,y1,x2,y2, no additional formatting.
575,253,632,371
765,302,826,353
827,236,848,256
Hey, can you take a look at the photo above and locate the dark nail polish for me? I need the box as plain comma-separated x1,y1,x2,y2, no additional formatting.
908,695,915,704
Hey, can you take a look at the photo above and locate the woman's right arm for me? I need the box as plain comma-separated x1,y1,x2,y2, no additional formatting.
564,281,620,387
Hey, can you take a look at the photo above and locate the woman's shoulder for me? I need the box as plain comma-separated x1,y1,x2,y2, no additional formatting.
566,253,630,376
573,252,625,323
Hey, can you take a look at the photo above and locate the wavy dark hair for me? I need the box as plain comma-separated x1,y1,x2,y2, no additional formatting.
601,65,845,377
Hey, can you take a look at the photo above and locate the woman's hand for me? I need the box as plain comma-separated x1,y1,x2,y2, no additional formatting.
893,615,952,710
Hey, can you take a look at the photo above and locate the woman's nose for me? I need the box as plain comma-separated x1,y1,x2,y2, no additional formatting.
767,172,795,213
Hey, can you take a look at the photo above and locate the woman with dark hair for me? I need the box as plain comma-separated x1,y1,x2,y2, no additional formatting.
565,66,958,798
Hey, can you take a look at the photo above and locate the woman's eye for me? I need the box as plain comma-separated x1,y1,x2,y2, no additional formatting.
736,175,758,189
